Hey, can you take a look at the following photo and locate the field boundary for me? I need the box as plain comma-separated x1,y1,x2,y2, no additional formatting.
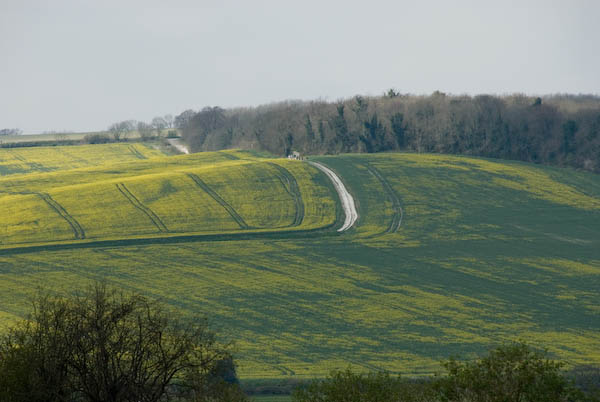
362,163,403,234
115,183,168,232
0,221,341,256
186,173,249,229
267,163,305,227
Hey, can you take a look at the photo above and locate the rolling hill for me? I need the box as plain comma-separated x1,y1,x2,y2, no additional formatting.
0,143,599,379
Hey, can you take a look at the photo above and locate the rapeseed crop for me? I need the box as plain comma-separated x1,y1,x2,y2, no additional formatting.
0,147,598,379
0,145,336,246
0,143,163,175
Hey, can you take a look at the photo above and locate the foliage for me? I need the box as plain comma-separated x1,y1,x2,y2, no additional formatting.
83,132,112,144
292,369,433,402
151,117,168,136
568,366,600,401
179,94,600,173
137,121,154,140
175,109,196,129
291,344,600,402
108,120,136,142
435,342,576,402
0,128,22,136
0,283,245,402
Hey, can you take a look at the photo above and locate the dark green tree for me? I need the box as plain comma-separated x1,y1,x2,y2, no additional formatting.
330,104,351,153
436,342,578,402
361,113,386,153
0,283,246,402
390,112,406,149
562,119,578,155
292,368,432,402
304,114,315,143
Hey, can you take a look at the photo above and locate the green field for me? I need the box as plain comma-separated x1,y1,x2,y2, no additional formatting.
0,144,599,379
251,396,291,402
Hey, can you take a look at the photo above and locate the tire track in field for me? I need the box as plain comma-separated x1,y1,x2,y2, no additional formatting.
186,173,249,229
11,153,26,162
363,163,403,233
115,183,168,232
267,162,305,227
128,145,147,159
36,193,86,240
0,190,86,240
10,153,46,172
219,152,239,160
10,152,52,172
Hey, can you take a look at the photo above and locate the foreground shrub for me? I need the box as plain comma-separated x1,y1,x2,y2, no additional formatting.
0,283,246,402
569,365,600,401
292,369,433,402
292,343,599,402
436,342,585,402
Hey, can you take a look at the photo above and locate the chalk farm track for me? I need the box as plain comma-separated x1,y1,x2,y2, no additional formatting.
309,161,358,232
0,144,599,379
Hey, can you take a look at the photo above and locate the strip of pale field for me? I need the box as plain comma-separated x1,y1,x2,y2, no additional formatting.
0,147,598,379
0,143,163,176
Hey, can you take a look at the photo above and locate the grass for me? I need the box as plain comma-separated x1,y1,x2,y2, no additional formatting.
0,145,598,380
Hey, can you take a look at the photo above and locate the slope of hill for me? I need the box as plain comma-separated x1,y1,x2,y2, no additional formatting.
0,144,599,379
0,143,163,175
0,147,336,248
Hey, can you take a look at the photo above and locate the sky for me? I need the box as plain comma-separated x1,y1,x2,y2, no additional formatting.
1,0,599,133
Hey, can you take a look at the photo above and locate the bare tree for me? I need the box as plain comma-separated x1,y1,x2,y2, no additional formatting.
164,114,174,129
108,120,135,141
137,121,154,141
0,128,22,136
174,109,196,129
151,117,167,137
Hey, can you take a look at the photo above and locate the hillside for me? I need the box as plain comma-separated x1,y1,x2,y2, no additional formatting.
0,146,336,248
0,143,599,379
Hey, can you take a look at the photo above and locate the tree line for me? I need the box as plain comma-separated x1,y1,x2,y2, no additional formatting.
0,128,22,136
178,92,600,173
105,114,177,142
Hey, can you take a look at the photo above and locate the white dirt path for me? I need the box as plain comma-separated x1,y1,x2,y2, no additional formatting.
308,161,358,232
167,138,189,154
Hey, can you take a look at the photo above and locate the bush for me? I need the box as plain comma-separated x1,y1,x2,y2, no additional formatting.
291,344,600,402
292,368,433,402
0,283,247,402
82,133,112,144
435,342,580,402
568,366,600,401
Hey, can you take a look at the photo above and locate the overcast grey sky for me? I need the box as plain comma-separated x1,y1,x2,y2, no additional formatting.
1,0,599,133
